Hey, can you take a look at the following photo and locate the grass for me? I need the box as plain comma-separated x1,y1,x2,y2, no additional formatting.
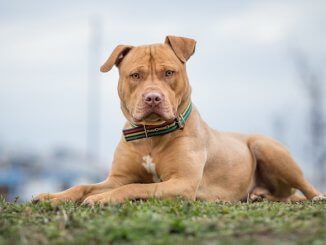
0,197,325,244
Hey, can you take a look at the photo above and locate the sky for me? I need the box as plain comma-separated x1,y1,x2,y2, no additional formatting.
0,0,325,179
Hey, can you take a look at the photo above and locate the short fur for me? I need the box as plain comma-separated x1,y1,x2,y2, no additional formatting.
34,36,324,205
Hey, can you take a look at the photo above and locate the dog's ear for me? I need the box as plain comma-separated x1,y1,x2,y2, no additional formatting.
165,35,196,63
100,45,133,72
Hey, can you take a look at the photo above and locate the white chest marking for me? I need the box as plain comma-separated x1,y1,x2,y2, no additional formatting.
142,155,161,183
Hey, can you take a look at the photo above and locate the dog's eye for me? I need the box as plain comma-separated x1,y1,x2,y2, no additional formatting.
130,73,141,80
165,70,174,77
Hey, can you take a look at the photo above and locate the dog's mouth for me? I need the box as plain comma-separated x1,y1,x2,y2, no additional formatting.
132,107,175,125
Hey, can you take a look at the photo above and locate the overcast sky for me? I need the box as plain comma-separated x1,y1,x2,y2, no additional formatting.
0,0,325,176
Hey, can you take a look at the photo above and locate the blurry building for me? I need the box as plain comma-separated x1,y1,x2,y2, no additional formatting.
0,145,106,202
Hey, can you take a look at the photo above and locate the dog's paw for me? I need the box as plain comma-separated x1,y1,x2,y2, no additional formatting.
82,192,125,206
82,194,107,206
249,193,264,202
312,194,326,201
32,193,54,203
32,193,68,206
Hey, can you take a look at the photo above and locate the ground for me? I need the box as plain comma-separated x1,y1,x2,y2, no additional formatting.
0,197,325,244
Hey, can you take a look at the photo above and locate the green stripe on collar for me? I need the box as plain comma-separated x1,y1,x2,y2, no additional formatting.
123,102,192,142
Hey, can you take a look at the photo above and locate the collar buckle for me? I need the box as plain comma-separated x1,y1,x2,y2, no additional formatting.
176,115,185,130
143,124,148,138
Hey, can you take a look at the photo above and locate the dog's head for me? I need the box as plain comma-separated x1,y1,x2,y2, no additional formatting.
101,36,196,125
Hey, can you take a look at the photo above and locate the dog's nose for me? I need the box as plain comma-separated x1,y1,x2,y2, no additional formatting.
143,92,163,106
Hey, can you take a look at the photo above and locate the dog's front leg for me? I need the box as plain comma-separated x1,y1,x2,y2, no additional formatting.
82,141,207,205
83,178,201,205
33,141,145,204
32,177,124,204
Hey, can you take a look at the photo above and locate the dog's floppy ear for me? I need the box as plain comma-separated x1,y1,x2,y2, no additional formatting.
100,45,133,72
165,35,196,63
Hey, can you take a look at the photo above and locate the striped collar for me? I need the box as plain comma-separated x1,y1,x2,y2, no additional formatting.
123,102,192,142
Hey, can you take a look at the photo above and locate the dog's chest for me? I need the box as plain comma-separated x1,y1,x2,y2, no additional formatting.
142,155,161,183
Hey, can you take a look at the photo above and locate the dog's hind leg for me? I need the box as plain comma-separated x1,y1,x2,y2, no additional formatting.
248,135,324,201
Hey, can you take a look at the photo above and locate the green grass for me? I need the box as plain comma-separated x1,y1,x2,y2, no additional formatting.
0,197,325,244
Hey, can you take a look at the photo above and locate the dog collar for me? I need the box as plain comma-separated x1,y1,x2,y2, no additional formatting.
123,102,192,142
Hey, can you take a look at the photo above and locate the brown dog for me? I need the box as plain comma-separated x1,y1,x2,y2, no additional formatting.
34,36,325,205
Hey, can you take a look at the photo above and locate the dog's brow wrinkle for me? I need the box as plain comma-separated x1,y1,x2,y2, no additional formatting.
129,65,146,73
149,46,156,81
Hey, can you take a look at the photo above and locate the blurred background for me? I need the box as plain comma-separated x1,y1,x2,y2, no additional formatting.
0,0,325,201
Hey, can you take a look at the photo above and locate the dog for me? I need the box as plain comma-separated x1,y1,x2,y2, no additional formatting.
34,35,325,205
